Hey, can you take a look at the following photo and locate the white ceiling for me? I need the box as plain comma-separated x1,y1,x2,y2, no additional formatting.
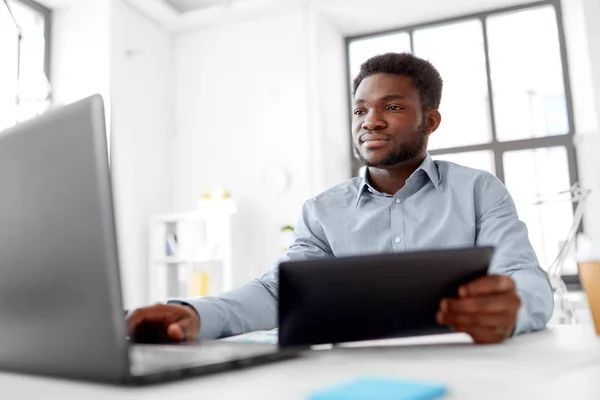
162,0,257,14
35,0,80,8
125,0,300,31
37,0,535,36
126,0,534,35
163,0,222,13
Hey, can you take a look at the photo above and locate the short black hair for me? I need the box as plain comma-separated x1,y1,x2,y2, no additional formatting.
352,52,443,111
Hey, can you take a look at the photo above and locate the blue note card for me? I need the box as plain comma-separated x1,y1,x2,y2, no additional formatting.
309,377,448,400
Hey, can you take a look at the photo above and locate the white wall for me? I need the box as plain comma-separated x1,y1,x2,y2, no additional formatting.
110,0,174,308
50,0,111,107
173,7,330,283
305,5,352,195
563,0,600,244
50,0,173,308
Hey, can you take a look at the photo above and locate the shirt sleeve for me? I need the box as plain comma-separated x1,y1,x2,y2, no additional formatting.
168,198,332,339
475,174,554,335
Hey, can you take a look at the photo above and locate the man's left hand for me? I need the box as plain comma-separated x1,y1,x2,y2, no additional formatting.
436,275,522,344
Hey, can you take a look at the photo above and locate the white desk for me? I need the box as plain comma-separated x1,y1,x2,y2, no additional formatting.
1,326,598,400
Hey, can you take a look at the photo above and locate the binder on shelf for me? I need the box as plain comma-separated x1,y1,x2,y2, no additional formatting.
166,233,178,256
190,268,210,297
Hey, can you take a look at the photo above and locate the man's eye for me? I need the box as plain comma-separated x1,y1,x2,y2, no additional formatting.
387,105,404,111
353,109,366,116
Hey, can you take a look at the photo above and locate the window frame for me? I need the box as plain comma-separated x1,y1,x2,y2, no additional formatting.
3,0,52,107
14,0,52,80
345,0,581,287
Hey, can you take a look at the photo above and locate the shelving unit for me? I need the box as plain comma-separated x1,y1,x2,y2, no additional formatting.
148,199,236,303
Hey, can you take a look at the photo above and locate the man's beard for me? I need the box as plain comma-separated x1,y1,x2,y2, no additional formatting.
354,121,428,168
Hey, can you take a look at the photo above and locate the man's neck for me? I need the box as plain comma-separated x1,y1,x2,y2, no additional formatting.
367,155,426,195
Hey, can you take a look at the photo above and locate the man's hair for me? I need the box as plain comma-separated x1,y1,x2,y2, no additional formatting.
352,52,443,111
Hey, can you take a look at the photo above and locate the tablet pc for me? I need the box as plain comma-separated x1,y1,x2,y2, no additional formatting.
278,246,494,347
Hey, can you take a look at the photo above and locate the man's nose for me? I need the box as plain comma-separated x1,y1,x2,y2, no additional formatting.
361,110,386,131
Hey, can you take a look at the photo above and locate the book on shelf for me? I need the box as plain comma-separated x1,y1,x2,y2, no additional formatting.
165,233,178,256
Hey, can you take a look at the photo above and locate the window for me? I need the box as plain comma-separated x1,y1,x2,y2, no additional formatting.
346,0,581,283
0,0,51,131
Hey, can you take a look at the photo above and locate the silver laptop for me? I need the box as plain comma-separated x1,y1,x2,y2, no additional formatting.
0,95,295,384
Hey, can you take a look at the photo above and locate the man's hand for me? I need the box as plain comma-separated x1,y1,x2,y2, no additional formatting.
436,275,521,344
126,304,200,343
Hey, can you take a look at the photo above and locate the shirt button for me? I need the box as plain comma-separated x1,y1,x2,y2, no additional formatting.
395,198,403,204
394,237,402,243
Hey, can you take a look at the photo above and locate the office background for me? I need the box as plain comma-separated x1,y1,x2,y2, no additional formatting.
1,0,599,310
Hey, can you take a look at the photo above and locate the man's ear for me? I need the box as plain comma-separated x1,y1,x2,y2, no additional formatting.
425,109,442,135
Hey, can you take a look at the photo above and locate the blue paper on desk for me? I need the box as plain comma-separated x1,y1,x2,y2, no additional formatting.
309,377,447,400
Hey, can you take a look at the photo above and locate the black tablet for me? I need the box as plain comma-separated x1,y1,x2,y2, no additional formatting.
278,246,494,347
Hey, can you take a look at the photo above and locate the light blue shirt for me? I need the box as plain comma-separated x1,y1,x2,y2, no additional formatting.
172,154,553,339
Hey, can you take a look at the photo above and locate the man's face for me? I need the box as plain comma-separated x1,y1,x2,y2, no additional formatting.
351,73,430,168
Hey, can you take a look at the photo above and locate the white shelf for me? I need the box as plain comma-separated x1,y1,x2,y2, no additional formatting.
148,203,236,302
150,200,237,223
154,257,225,265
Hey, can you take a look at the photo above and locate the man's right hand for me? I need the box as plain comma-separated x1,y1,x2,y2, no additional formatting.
126,304,200,343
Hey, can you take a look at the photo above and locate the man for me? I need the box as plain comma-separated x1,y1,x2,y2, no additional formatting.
128,53,553,345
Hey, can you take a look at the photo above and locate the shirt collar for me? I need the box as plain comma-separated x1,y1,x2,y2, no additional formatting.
419,153,441,190
354,153,441,207
355,169,371,207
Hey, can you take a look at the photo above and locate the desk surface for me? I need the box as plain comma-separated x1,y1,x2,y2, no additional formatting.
1,325,598,400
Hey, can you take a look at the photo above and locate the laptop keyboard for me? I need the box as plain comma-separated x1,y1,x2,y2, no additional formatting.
129,342,276,375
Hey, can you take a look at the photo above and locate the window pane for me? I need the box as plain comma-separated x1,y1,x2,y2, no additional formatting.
431,151,495,175
0,2,19,130
9,0,48,122
488,6,569,141
503,147,576,275
413,20,491,150
348,32,411,82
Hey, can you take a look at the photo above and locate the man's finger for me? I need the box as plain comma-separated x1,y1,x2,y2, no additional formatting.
166,315,194,341
126,304,200,341
447,323,510,344
126,306,180,334
167,323,186,341
164,306,200,341
126,308,167,332
458,275,516,297
175,306,201,340
441,293,521,314
439,311,514,328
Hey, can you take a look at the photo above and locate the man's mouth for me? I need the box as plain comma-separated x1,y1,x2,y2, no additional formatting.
361,134,391,149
